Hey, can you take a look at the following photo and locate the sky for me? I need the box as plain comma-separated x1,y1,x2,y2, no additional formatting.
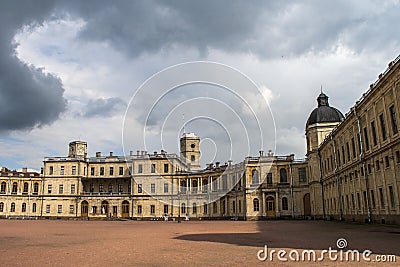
0,0,400,171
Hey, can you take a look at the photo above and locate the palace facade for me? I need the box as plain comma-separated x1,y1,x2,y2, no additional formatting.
1,54,400,224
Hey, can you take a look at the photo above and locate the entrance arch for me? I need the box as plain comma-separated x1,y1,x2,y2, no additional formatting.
101,201,109,215
303,193,311,216
122,200,129,218
266,196,275,217
81,201,89,217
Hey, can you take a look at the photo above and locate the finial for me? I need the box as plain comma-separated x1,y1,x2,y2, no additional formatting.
320,85,323,94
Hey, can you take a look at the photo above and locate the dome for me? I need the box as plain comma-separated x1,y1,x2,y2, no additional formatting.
306,92,344,127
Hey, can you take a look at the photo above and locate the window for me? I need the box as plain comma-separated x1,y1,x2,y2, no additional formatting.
213,202,217,213
164,164,169,173
163,204,169,215
379,188,385,208
69,205,74,214
109,167,114,176
23,182,28,193
150,205,155,214
89,183,94,193
46,204,50,213
379,114,387,141
0,202,3,212
239,200,242,213
71,184,75,194
137,205,142,214
341,146,346,163
371,190,376,209
108,183,113,193
119,166,124,175
12,182,17,194
91,167,95,176
49,166,53,175
371,121,378,146
150,183,155,193
298,168,307,182
0,182,5,193
48,184,52,194
32,203,36,213
389,105,398,134
99,183,104,193
164,183,168,193
100,167,104,175
368,164,372,174
280,168,287,183
389,186,395,208
253,198,259,211
282,197,288,210
33,182,39,194
351,138,356,158
11,202,15,212
138,184,142,193
251,170,259,184
181,180,187,193
266,173,273,184
376,160,380,171
58,205,62,214
203,202,208,214
60,166,65,175
351,194,355,210
203,178,208,192
346,142,350,161
118,184,123,193
191,155,195,162
385,155,390,168
22,203,26,212
72,166,76,175
192,203,197,214
151,164,156,173
181,203,186,214
222,175,227,190
396,151,400,163
357,193,361,210
138,164,143,173
59,184,63,194
363,127,370,151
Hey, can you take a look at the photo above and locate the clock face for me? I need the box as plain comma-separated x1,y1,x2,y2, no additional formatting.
191,143,196,149
77,146,85,154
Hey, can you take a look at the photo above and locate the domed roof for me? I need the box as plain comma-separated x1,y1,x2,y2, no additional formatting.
306,92,344,127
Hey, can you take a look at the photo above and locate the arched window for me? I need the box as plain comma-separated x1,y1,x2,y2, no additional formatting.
251,170,259,184
0,202,4,212
280,169,287,183
180,180,187,193
192,180,198,192
23,182,29,193
253,198,260,211
22,203,26,212
202,178,208,191
1,182,6,193
282,197,288,210
33,182,39,194
12,182,17,194
32,203,37,213
11,202,15,212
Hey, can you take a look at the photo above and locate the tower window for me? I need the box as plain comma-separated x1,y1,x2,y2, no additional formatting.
191,143,195,148
191,155,195,162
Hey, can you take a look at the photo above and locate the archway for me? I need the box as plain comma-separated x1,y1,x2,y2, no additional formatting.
101,200,109,215
304,193,311,216
266,196,275,217
81,201,89,217
122,200,129,218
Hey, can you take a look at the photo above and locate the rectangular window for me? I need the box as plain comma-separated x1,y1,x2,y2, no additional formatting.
379,188,385,208
267,173,273,184
239,200,242,213
71,184,75,194
181,203,186,214
376,160,380,171
163,205,168,215
222,175,228,190
351,193,355,210
72,166,76,175
48,184,52,194
90,183,94,193
164,183,168,193
46,204,50,213
371,121,378,146
109,167,114,176
371,190,376,209
351,138,356,158
385,155,390,168
396,151,400,163
150,205,155,214
368,164,372,174
363,127,370,151
213,202,217,214
203,202,208,214
99,183,104,192
100,167,104,175
379,114,387,141
357,192,361,210
151,164,156,173
59,184,63,194
118,184,123,193
164,164,169,173
119,166,124,175
389,105,398,134
58,205,62,214
150,183,155,193
60,166,65,175
346,142,350,161
341,146,346,163
138,184,142,193
298,168,307,182
138,164,143,173
49,166,53,175
192,203,197,214
137,205,142,214
91,167,95,176
389,186,395,208
32,203,36,213
69,205,74,214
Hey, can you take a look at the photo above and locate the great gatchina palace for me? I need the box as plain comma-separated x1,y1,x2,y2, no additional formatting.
1,55,400,224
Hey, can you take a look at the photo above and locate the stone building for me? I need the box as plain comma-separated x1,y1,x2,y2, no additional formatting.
1,54,400,224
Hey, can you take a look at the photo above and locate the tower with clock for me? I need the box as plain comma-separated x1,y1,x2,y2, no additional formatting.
68,141,88,159
179,132,201,171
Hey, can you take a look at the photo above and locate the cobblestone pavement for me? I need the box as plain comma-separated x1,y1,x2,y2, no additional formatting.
0,219,399,266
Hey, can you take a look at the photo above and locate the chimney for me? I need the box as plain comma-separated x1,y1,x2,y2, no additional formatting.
130,151,133,156
228,160,232,166
109,152,113,157
267,150,274,157
259,150,264,157
96,152,101,158
22,167,27,173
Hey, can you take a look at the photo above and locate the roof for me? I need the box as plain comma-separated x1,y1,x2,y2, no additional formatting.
306,92,344,127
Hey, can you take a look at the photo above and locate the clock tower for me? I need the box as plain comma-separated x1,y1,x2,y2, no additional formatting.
180,133,200,171
68,141,87,159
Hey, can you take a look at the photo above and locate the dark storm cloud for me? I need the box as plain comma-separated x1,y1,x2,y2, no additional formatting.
0,0,66,132
82,97,126,118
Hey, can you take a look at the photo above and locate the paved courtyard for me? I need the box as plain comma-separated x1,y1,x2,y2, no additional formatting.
0,219,399,266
